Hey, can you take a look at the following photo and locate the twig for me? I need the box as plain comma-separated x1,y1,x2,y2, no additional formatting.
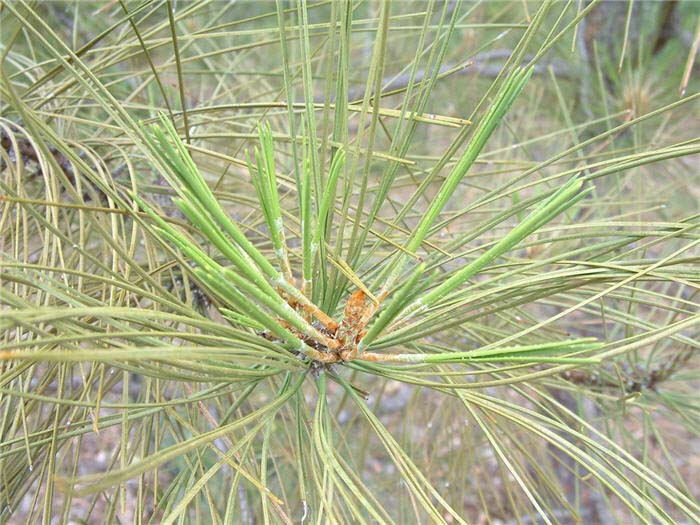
345,49,571,102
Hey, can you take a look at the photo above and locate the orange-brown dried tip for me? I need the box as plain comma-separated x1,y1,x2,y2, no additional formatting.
343,290,367,323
